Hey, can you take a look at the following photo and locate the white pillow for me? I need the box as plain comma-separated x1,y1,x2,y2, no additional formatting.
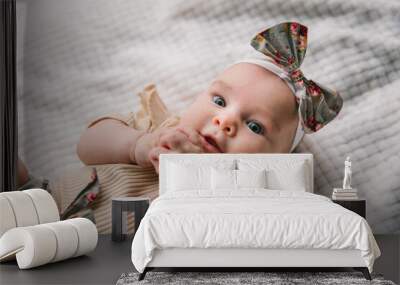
236,169,267,189
237,159,308,191
211,168,267,190
267,163,307,191
211,168,236,190
167,162,210,191
166,159,236,192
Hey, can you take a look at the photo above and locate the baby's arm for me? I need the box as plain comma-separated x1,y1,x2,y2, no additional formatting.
77,119,213,170
76,119,146,165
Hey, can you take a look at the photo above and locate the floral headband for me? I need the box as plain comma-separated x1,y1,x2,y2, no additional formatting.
235,22,343,152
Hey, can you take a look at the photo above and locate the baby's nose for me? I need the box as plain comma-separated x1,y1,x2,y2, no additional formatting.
212,116,237,137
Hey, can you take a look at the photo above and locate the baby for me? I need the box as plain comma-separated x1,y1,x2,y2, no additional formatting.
77,22,343,173
60,21,344,232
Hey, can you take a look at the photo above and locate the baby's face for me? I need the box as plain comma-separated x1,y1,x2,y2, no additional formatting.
179,63,299,153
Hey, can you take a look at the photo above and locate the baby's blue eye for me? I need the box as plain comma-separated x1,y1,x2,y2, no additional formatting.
212,95,226,107
247,120,264,135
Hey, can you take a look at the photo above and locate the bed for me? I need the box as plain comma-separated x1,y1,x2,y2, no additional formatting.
130,153,381,280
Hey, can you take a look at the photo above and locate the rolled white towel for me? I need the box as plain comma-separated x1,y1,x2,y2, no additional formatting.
64,218,98,257
0,189,60,238
23,189,60,224
0,191,39,228
0,218,98,269
0,225,57,267
41,221,79,262
0,196,17,237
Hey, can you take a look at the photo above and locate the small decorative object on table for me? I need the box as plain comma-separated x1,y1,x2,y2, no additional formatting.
332,156,366,218
112,197,150,242
332,156,359,200
332,187,358,200
343,156,352,190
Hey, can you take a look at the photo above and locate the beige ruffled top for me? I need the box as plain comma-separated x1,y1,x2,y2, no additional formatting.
52,84,180,234
87,84,180,131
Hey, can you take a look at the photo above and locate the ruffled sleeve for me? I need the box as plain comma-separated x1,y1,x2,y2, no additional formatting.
86,84,180,131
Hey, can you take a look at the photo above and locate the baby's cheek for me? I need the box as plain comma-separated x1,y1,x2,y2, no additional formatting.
248,141,271,153
228,134,270,153
180,98,213,131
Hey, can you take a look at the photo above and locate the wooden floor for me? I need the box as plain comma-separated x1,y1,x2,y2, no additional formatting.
0,235,398,284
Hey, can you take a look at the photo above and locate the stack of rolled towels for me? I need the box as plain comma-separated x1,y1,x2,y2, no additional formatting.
332,188,359,200
0,189,98,269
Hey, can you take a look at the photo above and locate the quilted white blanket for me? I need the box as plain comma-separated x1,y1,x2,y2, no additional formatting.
17,0,400,233
131,191,380,273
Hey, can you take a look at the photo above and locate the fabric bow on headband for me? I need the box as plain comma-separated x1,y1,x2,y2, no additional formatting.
250,22,343,134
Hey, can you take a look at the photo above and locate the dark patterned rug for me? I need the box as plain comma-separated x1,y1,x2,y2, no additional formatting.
116,271,396,285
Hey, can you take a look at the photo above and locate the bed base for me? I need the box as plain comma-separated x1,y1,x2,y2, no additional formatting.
138,267,371,281
138,248,372,281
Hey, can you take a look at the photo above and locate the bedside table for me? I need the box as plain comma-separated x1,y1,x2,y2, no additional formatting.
332,199,366,218
112,197,150,242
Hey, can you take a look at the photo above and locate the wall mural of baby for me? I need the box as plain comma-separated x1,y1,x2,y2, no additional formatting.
77,22,343,173
19,22,343,234
77,65,300,173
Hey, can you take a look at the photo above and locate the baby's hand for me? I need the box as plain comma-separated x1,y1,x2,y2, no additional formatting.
150,126,214,173
135,126,217,173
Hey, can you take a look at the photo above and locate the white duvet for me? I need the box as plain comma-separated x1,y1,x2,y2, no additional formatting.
131,190,380,273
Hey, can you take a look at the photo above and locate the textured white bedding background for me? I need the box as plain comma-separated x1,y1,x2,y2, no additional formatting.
16,0,400,233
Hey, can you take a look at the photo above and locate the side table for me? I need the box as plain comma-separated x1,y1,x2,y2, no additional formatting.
332,199,366,218
112,197,150,242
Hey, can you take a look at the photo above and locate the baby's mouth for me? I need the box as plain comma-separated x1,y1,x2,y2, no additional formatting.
201,134,223,153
